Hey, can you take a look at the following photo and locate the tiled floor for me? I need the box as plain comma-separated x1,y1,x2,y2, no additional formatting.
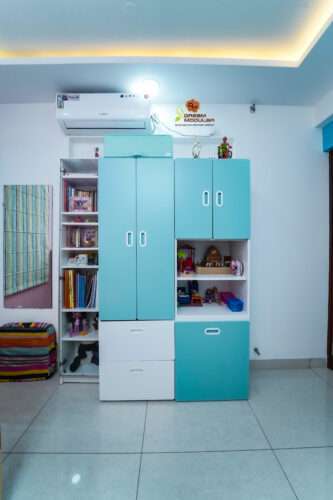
1,368,333,499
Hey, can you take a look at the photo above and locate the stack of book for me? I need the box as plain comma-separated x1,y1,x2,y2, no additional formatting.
64,183,97,212
64,270,97,309
66,227,98,248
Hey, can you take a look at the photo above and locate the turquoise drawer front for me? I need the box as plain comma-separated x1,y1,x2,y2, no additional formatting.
175,322,249,401
104,135,173,158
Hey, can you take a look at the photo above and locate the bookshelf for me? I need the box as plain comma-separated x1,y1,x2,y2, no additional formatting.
59,159,99,383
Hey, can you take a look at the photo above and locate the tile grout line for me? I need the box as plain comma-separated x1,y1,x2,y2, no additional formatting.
4,444,333,457
6,381,61,456
135,401,148,500
247,400,300,500
310,366,333,388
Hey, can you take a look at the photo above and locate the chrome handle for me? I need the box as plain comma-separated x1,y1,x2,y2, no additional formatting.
125,231,134,247
202,190,210,207
139,231,147,247
204,327,221,335
130,368,144,373
216,191,224,207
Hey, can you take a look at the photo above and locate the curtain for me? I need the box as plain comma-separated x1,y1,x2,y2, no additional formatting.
328,152,333,369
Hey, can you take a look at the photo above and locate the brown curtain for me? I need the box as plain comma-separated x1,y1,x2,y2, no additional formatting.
328,151,333,369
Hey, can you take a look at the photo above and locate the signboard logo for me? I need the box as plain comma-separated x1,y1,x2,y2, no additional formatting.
175,99,215,128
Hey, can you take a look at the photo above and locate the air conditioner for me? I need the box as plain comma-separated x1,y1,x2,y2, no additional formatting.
56,93,152,135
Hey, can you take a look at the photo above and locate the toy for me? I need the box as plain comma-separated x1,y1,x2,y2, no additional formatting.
220,291,244,312
69,312,89,337
177,281,203,307
177,287,191,306
231,260,244,276
201,246,222,268
191,293,203,306
204,287,219,304
218,136,233,159
177,243,195,274
192,140,201,159
223,255,232,267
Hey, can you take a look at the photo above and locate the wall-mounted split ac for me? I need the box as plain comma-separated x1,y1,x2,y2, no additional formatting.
56,93,152,135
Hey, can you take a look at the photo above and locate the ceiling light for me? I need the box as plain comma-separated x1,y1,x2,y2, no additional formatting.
131,79,159,98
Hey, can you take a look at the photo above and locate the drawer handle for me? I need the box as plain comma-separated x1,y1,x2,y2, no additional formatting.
130,368,144,373
204,328,221,336
130,328,144,334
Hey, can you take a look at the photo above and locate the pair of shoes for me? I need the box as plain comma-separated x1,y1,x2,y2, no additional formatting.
69,342,99,372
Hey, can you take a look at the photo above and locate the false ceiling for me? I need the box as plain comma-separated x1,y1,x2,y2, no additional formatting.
0,0,333,66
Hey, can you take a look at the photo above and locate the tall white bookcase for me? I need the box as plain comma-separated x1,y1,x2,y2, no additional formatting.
59,159,99,383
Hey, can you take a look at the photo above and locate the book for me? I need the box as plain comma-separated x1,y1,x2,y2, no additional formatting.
63,270,97,309
65,185,97,212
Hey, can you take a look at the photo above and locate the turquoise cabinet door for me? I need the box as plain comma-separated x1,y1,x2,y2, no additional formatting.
175,321,249,401
213,160,250,239
137,158,174,320
175,159,213,239
99,158,137,320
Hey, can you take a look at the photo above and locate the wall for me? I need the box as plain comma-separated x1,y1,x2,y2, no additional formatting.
0,102,329,360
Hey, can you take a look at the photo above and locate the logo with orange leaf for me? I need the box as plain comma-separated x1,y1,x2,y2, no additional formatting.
186,99,200,113
175,99,215,129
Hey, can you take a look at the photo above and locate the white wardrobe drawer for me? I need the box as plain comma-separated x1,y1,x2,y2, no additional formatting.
99,360,174,401
99,321,174,361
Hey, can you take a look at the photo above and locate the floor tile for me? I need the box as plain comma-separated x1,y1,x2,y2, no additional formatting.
3,453,140,500
250,369,333,419
276,447,333,500
254,414,333,448
1,422,31,452
138,450,296,500
249,369,333,448
13,384,146,453
0,377,58,452
312,368,333,387
0,376,58,421
143,401,269,452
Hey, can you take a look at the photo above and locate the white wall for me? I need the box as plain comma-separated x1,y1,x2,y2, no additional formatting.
0,102,329,360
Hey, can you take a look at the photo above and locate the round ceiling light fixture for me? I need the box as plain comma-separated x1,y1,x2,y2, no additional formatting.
131,79,160,98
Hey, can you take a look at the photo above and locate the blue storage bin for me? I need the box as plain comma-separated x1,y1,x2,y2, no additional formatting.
227,297,244,312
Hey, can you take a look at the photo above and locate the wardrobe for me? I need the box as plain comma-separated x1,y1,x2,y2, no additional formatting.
99,135,250,402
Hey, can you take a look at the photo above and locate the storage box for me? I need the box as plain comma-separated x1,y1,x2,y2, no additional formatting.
195,266,231,274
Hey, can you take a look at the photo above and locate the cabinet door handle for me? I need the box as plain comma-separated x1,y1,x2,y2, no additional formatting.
125,231,134,247
130,328,144,334
204,327,221,335
202,190,210,207
216,191,224,207
130,368,144,373
139,231,147,247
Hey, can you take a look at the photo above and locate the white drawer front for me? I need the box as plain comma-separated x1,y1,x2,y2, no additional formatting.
100,360,174,401
99,321,174,361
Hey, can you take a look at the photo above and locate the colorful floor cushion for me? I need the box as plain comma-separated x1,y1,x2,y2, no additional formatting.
0,322,57,381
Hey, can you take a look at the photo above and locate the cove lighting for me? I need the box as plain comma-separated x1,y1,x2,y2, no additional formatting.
0,2,333,67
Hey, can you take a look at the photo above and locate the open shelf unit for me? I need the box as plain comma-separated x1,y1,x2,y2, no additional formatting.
59,158,99,383
175,239,250,322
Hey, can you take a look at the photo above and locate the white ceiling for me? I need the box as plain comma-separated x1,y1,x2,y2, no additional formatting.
0,0,333,105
